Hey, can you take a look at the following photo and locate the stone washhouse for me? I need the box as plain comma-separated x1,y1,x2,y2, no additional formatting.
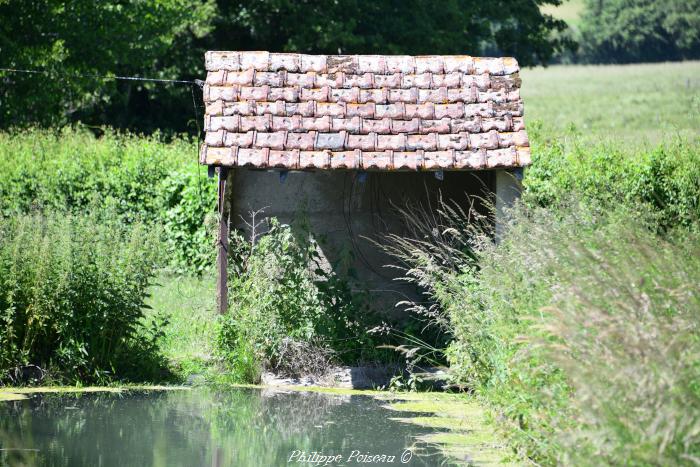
199,51,530,314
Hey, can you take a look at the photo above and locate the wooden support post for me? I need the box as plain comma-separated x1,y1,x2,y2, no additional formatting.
216,167,230,315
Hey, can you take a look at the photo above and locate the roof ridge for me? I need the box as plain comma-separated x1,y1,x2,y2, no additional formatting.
205,51,519,75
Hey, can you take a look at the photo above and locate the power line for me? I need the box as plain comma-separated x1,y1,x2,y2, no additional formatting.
0,67,198,85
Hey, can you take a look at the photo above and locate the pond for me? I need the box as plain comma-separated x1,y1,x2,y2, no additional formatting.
0,387,456,466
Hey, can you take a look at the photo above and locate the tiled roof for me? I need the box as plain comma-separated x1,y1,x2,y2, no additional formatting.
200,51,530,171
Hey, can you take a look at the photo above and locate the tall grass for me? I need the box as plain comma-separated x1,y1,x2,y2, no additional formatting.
386,196,700,464
383,135,700,464
529,210,700,464
0,211,165,383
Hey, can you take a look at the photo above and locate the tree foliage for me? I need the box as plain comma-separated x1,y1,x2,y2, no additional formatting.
213,0,570,62
578,0,700,63
0,0,569,133
0,0,216,132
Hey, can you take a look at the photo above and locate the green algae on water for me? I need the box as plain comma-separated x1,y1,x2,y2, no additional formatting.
386,394,514,465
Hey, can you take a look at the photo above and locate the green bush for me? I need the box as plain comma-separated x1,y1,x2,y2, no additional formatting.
0,127,217,273
0,211,165,383
159,170,218,273
525,133,700,230
218,216,380,383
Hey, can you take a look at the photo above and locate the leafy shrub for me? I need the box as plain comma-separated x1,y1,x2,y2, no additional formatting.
0,211,165,383
217,216,380,382
0,127,217,273
525,134,700,230
159,170,218,273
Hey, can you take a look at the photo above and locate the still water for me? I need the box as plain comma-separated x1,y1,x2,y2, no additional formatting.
0,388,452,466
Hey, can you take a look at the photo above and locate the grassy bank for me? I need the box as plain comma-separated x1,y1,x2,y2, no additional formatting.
145,274,217,381
478,202,699,464
385,133,700,465
0,129,216,383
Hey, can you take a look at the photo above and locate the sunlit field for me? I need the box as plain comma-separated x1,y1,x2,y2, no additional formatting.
522,61,700,142
540,0,585,27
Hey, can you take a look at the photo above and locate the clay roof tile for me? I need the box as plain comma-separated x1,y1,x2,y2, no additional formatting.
201,52,529,170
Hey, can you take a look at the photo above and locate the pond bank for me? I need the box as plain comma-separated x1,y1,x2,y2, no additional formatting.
0,385,189,401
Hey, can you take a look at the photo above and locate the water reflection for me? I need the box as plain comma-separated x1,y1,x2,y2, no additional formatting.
0,388,450,466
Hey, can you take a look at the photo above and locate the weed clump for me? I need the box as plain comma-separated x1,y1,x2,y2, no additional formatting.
0,211,165,384
217,215,382,383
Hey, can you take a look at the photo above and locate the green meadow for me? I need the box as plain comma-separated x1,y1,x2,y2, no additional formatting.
540,0,585,27
145,275,217,381
522,61,700,142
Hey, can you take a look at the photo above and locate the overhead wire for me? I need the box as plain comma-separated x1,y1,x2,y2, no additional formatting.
0,67,198,85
